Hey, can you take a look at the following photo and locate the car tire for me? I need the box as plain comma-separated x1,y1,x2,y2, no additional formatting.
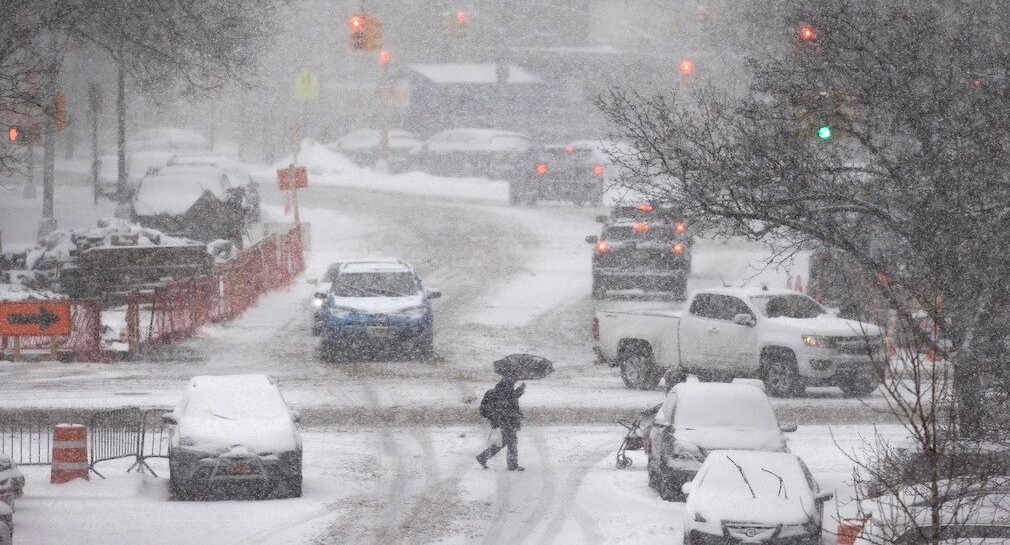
839,366,879,397
619,343,662,390
285,474,303,498
762,350,803,397
416,330,435,360
311,322,322,337
657,465,684,502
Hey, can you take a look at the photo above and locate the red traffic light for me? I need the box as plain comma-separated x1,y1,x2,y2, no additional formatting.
7,126,19,142
535,162,548,175
592,164,604,176
799,25,816,41
378,50,391,64
679,59,695,76
350,15,363,29
455,11,466,24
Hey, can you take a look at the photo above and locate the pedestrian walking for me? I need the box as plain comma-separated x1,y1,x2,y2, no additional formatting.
476,376,526,471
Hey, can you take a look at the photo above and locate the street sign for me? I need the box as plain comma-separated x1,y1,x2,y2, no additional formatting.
294,68,320,102
277,166,308,190
0,301,72,336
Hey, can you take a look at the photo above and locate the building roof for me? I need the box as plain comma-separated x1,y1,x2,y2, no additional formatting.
404,63,542,85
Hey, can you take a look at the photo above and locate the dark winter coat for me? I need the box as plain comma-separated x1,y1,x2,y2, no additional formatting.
484,378,524,430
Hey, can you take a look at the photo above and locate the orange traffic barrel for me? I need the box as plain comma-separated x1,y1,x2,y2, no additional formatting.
837,518,868,545
51,424,89,483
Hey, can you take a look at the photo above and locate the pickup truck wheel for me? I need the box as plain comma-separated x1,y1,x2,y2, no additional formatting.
762,351,803,397
619,344,661,390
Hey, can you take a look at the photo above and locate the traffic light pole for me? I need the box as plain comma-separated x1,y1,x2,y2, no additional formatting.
39,57,58,238
378,56,390,171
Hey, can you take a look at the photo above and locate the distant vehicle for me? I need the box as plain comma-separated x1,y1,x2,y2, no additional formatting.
646,382,793,501
682,450,833,545
164,374,303,500
509,140,613,206
127,127,210,153
593,287,885,395
309,262,344,336
317,259,441,360
0,455,24,508
585,203,692,299
417,128,532,179
331,129,422,171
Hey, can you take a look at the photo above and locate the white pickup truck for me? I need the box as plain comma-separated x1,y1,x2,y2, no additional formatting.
593,287,885,397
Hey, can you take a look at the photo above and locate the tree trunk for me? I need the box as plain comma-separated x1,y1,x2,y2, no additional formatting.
88,83,101,205
115,43,129,218
39,54,58,238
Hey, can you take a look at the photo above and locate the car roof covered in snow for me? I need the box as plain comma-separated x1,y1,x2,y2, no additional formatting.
405,63,541,85
338,259,412,274
672,381,771,404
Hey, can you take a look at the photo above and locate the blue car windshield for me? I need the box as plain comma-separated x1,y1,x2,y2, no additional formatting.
332,272,419,298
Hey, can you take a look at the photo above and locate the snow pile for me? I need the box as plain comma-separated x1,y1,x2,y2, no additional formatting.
0,282,59,301
25,218,200,270
273,139,363,177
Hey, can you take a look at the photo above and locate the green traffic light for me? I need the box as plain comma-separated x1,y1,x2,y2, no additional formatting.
817,125,832,140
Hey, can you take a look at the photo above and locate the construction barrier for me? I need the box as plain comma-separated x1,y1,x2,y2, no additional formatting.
0,300,102,361
837,518,868,545
51,424,89,483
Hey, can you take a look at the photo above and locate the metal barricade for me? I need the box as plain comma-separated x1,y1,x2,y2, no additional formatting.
0,414,53,465
88,407,144,478
136,408,171,477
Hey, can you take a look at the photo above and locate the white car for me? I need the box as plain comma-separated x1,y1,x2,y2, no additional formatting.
594,287,885,396
854,490,1010,545
647,382,794,501
683,450,833,545
164,374,303,500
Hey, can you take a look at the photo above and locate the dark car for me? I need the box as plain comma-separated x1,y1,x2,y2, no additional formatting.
585,204,692,299
165,374,303,500
417,128,532,179
509,141,609,206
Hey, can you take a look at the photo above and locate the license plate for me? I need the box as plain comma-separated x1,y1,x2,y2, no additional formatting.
367,326,389,338
227,463,251,475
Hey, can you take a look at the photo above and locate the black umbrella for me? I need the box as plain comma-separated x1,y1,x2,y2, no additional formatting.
493,354,554,380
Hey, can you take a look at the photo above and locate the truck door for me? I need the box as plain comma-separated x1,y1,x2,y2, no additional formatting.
679,294,723,371
718,295,760,372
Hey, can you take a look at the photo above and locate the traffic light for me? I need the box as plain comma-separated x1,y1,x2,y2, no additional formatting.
816,125,832,141
799,25,816,41
349,13,382,51
378,50,391,64
447,10,468,36
349,14,366,50
679,59,695,77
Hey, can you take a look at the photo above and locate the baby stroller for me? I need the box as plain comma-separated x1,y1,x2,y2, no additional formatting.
615,403,662,469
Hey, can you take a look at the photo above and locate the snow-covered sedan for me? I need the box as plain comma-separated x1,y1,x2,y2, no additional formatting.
318,259,440,360
683,450,833,545
164,374,303,500
647,382,794,501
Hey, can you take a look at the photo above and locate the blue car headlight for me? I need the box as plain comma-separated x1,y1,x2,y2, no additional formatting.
399,305,429,320
329,306,355,319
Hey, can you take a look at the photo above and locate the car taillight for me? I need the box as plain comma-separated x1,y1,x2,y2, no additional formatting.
593,164,604,176
591,317,599,341
673,242,686,254
536,162,548,175
632,222,649,234
638,203,653,212
675,222,686,234
595,240,610,253
564,144,574,153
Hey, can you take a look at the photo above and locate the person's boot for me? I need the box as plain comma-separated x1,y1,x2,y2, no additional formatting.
476,455,488,469
507,465,525,472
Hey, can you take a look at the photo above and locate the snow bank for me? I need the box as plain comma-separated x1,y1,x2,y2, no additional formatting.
0,283,59,301
25,218,199,270
272,139,362,177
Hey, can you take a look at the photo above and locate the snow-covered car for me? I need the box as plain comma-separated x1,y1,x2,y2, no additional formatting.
318,259,441,360
0,502,10,545
309,262,344,336
331,129,422,171
164,374,303,500
127,127,210,153
510,140,612,206
417,128,532,179
647,382,794,501
0,455,25,508
854,488,1010,545
594,287,885,395
683,450,833,545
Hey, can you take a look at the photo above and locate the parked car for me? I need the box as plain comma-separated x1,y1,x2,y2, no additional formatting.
585,205,692,299
593,287,885,395
417,128,532,179
317,259,441,360
331,128,422,171
0,502,10,545
646,382,794,501
0,455,24,508
127,127,210,153
683,450,833,545
509,140,611,206
855,486,1010,545
164,374,303,500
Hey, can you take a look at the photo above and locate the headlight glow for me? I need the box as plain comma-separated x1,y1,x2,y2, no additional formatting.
312,297,325,308
802,335,830,348
399,305,428,320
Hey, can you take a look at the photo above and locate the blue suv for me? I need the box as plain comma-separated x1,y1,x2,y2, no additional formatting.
318,259,440,360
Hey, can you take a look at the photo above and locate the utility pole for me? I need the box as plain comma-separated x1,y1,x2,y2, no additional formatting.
114,35,131,219
38,39,59,238
377,50,391,171
88,83,102,205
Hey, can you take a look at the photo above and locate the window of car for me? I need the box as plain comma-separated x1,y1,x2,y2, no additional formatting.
691,294,754,321
751,294,825,319
331,272,420,298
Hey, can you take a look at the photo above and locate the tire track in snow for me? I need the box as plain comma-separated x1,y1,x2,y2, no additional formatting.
533,435,612,545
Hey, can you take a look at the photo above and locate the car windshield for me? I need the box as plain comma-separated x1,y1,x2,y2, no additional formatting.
332,272,419,297
751,295,825,319
674,392,778,429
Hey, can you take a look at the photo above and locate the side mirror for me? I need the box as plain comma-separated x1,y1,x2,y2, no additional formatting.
306,278,319,286
681,481,694,496
426,289,442,300
595,215,609,224
780,423,798,433
732,313,756,327
585,235,599,244
161,414,178,426
815,490,834,503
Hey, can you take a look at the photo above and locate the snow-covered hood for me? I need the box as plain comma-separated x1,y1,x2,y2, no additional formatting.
178,415,298,455
694,490,816,526
676,427,788,453
769,314,884,338
329,293,425,314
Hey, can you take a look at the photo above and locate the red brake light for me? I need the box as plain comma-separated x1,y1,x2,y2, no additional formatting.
536,162,548,175
7,127,18,142
564,144,574,153
593,164,604,176
456,11,466,24
638,203,654,212
675,222,686,234
673,242,686,254
632,222,649,234
595,240,610,253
